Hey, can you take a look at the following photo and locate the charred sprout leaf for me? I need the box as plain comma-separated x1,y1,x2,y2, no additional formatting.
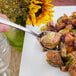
40,32,61,49
68,59,76,76
40,21,55,32
46,51,63,67
59,25,73,34
69,12,76,29
57,17,62,24
69,12,76,19
70,19,76,29
74,37,76,50
60,42,67,57
71,30,76,34
66,58,74,68
66,25,73,31
69,51,76,58
40,25,48,32
66,51,76,68
59,28,67,34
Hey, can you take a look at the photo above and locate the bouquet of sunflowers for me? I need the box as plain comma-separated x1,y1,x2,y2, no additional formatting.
0,0,54,50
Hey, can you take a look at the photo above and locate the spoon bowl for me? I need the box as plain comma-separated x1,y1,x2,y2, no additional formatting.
38,31,60,51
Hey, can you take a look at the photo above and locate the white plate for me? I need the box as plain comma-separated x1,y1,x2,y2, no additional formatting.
19,6,76,76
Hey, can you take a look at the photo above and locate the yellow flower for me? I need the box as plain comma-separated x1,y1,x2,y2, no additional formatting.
26,0,54,26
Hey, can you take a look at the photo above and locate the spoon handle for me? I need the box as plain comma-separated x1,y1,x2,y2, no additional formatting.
0,17,38,37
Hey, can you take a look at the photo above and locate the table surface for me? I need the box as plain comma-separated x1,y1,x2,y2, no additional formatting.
10,0,76,76
52,0,76,6
9,47,22,76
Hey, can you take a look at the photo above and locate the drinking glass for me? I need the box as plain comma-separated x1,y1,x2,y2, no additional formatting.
0,33,11,76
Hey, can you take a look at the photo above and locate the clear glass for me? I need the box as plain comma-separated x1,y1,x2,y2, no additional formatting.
0,33,11,76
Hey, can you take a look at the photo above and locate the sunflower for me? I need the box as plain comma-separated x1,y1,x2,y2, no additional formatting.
26,0,54,26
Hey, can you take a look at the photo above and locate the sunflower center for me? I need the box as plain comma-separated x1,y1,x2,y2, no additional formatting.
35,4,42,17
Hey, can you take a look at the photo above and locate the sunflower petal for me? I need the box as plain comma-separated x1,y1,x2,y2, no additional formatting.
26,0,54,27
26,16,32,25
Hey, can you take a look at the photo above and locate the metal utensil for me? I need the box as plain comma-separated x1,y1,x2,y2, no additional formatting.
0,17,58,51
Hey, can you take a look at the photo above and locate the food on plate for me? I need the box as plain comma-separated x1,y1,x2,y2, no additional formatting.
60,66,68,72
71,51,76,58
60,42,67,57
46,51,63,67
68,59,76,76
41,12,76,76
40,32,61,49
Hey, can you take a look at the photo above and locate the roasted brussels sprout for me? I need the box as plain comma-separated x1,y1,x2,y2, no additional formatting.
46,51,63,67
40,32,61,49
60,42,67,57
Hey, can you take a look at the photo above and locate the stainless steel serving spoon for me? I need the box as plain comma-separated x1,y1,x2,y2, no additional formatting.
0,17,58,51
